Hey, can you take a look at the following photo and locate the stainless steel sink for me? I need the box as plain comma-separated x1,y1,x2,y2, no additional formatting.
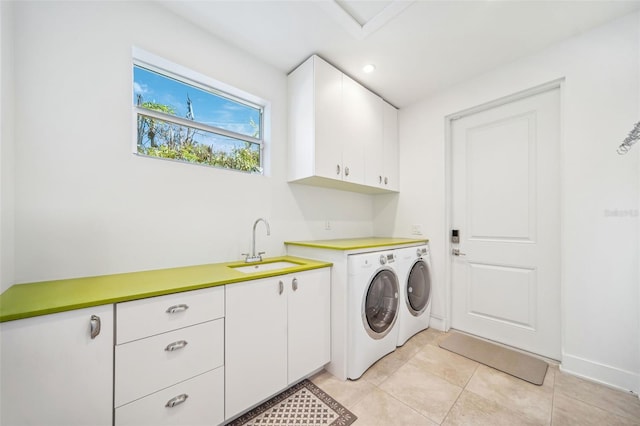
229,261,300,274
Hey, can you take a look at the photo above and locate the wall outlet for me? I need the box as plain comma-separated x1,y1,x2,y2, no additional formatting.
324,220,332,230
411,224,424,235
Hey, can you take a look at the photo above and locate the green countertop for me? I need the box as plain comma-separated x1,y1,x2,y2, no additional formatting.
284,237,428,250
0,256,332,323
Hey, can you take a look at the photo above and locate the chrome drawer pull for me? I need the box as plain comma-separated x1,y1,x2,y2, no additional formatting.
166,304,189,314
292,277,298,291
89,315,101,339
165,340,188,352
165,393,189,408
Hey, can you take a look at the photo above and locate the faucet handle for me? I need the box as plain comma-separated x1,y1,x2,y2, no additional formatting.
258,251,266,256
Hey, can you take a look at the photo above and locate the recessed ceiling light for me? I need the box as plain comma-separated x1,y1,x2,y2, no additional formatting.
362,64,376,73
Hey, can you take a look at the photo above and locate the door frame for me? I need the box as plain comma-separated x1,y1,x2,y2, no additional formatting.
442,79,565,358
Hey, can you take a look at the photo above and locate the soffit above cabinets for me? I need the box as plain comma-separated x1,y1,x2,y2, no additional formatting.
336,1,394,25
319,0,414,40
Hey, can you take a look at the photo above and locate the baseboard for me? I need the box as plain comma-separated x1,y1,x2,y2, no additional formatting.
561,353,639,395
429,315,446,332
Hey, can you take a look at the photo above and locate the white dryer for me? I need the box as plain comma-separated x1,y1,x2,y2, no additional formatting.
396,244,433,347
347,250,400,379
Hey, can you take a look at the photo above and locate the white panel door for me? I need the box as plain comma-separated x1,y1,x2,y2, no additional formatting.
451,88,561,360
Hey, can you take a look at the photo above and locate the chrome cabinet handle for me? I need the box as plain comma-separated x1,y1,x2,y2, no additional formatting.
165,393,189,408
336,164,341,175
165,340,188,352
384,177,388,185
378,175,382,184
452,249,466,256
345,166,350,176
166,304,189,314
292,277,298,291
90,315,101,339
278,280,284,295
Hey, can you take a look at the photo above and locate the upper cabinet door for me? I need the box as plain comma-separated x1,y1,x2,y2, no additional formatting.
341,75,370,184
314,57,344,180
382,102,399,191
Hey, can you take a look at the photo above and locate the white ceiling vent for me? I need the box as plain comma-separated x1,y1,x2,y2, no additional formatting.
319,0,414,40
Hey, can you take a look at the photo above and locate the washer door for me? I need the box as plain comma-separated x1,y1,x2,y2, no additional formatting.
406,259,432,316
363,269,399,339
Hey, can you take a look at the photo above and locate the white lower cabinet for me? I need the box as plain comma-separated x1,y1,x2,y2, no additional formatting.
0,305,114,426
287,268,331,383
0,266,330,426
225,275,288,420
115,319,224,407
115,367,224,426
115,286,225,426
225,267,330,421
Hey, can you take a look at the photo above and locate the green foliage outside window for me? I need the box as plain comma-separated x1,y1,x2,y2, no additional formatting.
136,102,260,173
134,64,263,173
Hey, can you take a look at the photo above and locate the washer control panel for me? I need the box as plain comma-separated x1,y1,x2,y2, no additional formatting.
416,247,429,257
379,253,395,265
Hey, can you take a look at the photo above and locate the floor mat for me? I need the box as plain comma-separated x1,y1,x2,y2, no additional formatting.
439,332,549,385
226,379,357,426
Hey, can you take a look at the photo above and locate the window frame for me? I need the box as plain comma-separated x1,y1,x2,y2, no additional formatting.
132,47,267,174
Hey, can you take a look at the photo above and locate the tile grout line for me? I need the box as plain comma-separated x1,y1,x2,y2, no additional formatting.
405,336,467,425
439,386,465,425
553,389,640,423
375,382,443,425
366,332,455,425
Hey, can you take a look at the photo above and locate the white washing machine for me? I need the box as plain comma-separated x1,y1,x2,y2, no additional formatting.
396,244,433,347
347,250,400,379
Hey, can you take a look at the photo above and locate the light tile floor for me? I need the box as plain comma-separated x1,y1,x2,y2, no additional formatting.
311,329,640,425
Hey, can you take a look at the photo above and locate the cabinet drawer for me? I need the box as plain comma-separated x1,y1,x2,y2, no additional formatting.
117,286,224,344
115,367,224,426
115,319,223,407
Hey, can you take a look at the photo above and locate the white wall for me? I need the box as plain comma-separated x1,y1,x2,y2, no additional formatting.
375,12,640,392
0,2,15,294
3,0,374,289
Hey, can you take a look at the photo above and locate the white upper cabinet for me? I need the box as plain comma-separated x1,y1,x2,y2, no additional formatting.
382,101,399,191
288,55,399,194
312,56,343,180
344,74,379,187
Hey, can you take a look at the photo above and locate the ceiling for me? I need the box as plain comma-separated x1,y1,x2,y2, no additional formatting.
161,0,640,108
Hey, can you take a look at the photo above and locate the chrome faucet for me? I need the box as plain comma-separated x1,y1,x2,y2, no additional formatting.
243,218,271,263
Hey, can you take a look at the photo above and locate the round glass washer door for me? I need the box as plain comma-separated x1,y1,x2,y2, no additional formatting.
363,269,399,339
406,259,432,316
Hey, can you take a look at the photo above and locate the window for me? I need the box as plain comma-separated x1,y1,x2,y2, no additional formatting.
132,55,264,173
